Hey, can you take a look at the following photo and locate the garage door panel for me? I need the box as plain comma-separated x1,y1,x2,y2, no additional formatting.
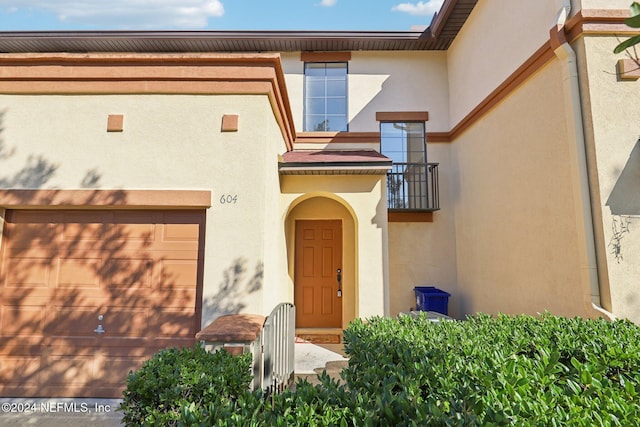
94,355,145,386
148,290,197,308
0,209,204,397
57,258,102,288
62,220,108,242
4,213,58,250
0,337,42,356
150,337,196,349
112,218,156,236
163,222,200,241
1,305,46,336
101,308,148,337
151,308,197,337
0,356,40,386
48,307,101,337
4,256,52,287
101,293,196,312
103,258,153,288
159,259,198,289
110,222,156,249
42,354,95,388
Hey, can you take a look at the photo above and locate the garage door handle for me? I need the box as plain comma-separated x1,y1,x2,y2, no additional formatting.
94,325,105,334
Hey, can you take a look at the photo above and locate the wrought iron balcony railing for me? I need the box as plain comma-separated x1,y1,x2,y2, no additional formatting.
387,162,439,211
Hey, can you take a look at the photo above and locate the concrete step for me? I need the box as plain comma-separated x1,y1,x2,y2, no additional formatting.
294,359,348,387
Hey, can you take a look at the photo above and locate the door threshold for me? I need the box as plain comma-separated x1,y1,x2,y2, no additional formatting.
296,328,343,344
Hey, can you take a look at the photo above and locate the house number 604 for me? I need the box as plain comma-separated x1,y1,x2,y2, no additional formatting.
219,194,238,204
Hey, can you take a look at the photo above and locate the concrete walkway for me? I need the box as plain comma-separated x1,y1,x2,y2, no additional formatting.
0,399,123,426
293,341,348,386
0,342,347,426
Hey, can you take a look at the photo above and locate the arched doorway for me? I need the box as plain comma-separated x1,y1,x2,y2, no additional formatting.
285,195,357,330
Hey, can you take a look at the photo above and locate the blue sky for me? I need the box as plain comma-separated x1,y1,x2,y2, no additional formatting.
0,0,444,32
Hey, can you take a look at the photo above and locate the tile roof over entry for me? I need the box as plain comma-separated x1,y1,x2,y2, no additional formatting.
279,150,392,175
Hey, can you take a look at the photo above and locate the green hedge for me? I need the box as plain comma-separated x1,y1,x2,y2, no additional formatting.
119,344,252,426
120,314,640,426
341,313,640,425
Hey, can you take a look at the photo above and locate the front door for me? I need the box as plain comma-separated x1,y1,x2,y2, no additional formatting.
294,220,342,328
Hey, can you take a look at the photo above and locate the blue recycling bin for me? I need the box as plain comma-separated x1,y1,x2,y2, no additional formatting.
414,286,450,315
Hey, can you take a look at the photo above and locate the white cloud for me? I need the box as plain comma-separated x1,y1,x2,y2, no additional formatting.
2,0,224,28
319,0,337,6
392,0,444,17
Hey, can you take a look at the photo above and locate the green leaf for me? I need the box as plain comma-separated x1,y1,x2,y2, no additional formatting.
566,379,582,395
570,357,582,371
631,2,640,16
614,34,640,54
625,14,640,28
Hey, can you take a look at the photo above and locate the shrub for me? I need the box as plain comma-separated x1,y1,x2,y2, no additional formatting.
342,313,640,425
119,343,252,426
121,314,640,426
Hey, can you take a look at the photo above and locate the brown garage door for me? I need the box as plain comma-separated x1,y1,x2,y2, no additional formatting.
0,209,205,397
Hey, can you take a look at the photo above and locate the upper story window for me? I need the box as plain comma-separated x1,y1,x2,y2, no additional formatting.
377,113,439,212
304,62,348,132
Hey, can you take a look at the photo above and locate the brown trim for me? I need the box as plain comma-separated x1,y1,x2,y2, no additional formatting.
566,9,632,43
0,189,212,209
297,9,635,147
376,111,429,122
294,131,451,144
449,42,555,141
436,9,633,142
549,21,567,52
295,131,379,144
221,114,239,132
0,53,295,150
107,114,124,132
426,132,451,143
617,58,640,80
300,52,352,62
388,211,434,223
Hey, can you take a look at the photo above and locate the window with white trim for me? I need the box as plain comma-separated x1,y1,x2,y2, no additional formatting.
303,62,348,132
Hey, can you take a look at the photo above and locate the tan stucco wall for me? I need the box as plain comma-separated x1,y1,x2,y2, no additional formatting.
281,51,450,133
280,175,388,325
262,113,293,314
387,143,459,318
577,35,640,322
0,93,288,325
579,0,629,9
447,0,564,126
450,59,595,318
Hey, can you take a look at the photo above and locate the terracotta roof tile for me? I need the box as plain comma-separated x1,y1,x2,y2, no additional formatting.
281,150,391,164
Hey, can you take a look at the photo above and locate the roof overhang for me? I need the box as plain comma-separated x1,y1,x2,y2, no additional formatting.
0,1,478,53
278,150,392,176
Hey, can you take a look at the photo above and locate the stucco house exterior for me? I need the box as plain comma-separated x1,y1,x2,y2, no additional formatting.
0,0,638,397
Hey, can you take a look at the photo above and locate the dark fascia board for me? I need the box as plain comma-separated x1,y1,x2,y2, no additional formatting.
0,30,440,52
429,0,459,39
0,2,478,53
0,29,426,41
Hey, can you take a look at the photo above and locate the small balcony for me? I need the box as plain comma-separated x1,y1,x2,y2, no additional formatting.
387,162,440,211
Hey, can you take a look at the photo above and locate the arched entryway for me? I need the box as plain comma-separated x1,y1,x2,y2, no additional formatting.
285,195,357,330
